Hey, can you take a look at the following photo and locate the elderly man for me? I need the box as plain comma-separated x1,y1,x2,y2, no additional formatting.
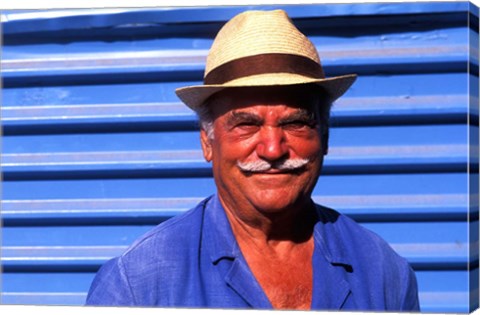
86,10,420,311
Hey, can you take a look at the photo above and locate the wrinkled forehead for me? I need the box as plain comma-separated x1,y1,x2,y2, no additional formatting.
205,85,326,119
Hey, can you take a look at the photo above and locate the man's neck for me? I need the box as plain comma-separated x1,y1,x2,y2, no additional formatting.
220,196,318,251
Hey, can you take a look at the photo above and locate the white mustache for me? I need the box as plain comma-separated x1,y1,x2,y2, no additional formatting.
237,158,310,173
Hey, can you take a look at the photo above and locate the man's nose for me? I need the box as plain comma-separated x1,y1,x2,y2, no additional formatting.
255,127,289,161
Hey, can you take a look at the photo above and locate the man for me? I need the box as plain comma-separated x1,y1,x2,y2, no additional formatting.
86,9,420,311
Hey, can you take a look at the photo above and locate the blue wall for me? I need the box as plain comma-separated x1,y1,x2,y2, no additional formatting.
1,2,479,312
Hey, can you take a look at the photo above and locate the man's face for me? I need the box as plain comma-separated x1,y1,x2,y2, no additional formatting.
200,86,326,216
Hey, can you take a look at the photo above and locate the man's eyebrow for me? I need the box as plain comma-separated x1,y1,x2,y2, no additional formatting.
225,111,263,126
278,108,317,125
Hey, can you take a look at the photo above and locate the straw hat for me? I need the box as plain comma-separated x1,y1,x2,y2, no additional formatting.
175,9,357,110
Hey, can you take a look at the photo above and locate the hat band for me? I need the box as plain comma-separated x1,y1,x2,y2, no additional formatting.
204,53,325,85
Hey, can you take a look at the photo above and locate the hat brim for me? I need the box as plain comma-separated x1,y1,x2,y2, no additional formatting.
175,73,357,111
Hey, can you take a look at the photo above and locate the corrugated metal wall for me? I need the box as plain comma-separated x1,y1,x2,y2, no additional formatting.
1,3,479,312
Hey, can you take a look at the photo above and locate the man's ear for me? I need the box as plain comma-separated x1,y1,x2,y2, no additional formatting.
200,129,213,162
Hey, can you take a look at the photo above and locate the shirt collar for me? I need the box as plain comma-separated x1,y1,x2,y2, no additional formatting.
313,204,352,267
204,194,350,267
204,194,239,264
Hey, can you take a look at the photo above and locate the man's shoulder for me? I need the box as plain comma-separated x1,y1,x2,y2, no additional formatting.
314,205,419,310
121,196,212,262
315,204,409,267
86,196,215,306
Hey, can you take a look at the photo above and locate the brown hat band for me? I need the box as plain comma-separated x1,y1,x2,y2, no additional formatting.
204,53,325,85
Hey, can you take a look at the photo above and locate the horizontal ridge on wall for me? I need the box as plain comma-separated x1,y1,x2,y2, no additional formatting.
1,45,475,87
1,242,473,271
2,95,474,130
1,3,476,34
0,144,470,180
1,193,472,224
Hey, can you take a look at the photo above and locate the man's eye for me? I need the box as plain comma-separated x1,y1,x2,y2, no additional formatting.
235,122,260,131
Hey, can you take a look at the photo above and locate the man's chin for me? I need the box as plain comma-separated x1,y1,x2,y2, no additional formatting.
248,191,309,213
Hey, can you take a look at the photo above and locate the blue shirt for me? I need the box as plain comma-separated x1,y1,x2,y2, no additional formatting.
86,195,420,311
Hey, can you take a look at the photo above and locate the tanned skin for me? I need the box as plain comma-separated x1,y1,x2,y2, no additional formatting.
200,86,326,310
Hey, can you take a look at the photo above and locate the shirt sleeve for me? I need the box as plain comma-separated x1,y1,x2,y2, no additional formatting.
85,256,137,306
401,265,421,311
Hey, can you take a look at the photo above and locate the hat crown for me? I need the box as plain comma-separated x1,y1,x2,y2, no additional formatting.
205,10,320,77
175,9,357,111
